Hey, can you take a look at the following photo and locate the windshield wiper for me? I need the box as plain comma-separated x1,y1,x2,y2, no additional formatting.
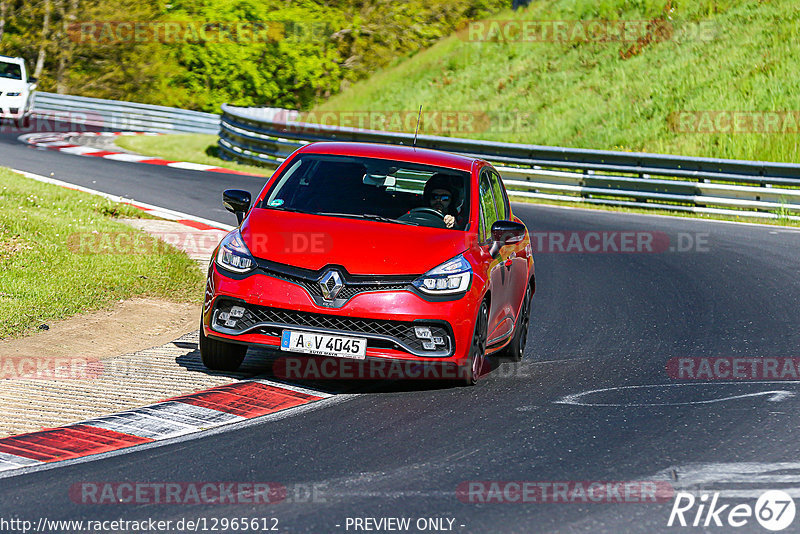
315,212,418,226
263,205,308,214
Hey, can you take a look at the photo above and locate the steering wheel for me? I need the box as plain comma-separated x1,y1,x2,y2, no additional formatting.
409,207,445,219
398,207,447,228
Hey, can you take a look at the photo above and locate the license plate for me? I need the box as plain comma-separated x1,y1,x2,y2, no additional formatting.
280,330,367,360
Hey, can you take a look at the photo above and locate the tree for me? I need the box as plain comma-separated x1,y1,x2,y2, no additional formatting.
33,0,51,79
0,0,507,111
0,1,7,43
55,0,79,93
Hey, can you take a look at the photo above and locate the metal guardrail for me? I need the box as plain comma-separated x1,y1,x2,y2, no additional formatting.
32,92,220,134
219,104,800,222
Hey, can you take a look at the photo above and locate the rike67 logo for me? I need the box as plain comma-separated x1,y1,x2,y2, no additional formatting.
668,490,796,531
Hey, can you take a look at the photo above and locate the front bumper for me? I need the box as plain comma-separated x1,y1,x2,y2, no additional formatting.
203,263,480,366
0,100,27,118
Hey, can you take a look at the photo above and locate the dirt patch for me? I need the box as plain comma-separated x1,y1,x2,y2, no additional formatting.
0,298,199,362
0,218,235,437
0,298,243,437
0,235,33,263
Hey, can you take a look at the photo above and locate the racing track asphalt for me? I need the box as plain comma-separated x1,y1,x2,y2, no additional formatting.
2,124,800,533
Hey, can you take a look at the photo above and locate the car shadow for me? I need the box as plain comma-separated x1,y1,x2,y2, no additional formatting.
175,344,471,394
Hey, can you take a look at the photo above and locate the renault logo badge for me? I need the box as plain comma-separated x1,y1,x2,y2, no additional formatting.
319,270,344,301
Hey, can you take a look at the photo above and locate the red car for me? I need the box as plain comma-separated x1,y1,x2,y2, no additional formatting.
201,142,534,385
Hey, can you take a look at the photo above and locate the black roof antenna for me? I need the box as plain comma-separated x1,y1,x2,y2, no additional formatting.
413,105,422,148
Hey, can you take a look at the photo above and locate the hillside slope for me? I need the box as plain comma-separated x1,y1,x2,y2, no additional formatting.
315,0,800,163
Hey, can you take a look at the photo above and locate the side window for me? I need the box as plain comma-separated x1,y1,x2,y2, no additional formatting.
478,204,487,243
489,170,509,221
479,172,498,243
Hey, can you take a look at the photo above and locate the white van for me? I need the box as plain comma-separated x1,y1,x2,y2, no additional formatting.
0,55,36,124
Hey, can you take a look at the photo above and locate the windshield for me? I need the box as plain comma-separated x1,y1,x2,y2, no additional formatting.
260,154,470,230
0,61,22,80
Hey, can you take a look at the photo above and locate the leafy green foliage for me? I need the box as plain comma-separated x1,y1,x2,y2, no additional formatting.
0,0,506,111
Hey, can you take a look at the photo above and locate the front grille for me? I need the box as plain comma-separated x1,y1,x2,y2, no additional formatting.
337,284,408,300
255,258,416,303
212,300,452,356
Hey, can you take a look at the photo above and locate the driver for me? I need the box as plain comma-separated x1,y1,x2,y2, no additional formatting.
422,173,461,229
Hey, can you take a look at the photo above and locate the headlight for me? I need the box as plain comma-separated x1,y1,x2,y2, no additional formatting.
6,92,21,97
412,254,472,295
216,229,255,273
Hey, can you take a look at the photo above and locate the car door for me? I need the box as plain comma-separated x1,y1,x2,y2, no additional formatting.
478,169,514,346
488,168,528,327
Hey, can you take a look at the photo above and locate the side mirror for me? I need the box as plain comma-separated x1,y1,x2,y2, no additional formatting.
223,189,251,224
489,220,526,257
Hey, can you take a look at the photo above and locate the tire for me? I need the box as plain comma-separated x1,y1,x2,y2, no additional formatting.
462,300,489,386
500,283,532,361
199,326,247,371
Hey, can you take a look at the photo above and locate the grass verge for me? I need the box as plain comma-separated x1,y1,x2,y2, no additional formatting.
114,134,273,177
315,0,800,164
0,167,204,339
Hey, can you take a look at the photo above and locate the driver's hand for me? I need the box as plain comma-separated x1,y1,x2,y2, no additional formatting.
444,214,455,228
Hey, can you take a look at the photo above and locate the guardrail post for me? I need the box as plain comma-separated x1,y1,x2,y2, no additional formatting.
581,169,593,199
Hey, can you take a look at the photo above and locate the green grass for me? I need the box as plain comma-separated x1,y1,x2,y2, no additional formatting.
0,168,204,339
315,0,800,164
114,134,273,177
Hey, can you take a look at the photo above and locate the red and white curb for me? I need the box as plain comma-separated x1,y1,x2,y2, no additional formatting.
0,380,331,474
0,169,343,475
18,131,264,177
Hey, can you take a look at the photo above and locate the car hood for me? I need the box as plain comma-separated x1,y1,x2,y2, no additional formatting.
0,79,28,92
241,208,469,275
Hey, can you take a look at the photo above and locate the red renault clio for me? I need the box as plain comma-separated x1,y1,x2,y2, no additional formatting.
201,142,534,384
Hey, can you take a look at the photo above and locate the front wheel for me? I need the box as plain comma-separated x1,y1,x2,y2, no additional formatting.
500,283,532,362
199,326,247,371
462,300,488,386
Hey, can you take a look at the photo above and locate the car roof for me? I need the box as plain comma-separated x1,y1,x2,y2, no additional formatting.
296,142,480,173
0,55,24,64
